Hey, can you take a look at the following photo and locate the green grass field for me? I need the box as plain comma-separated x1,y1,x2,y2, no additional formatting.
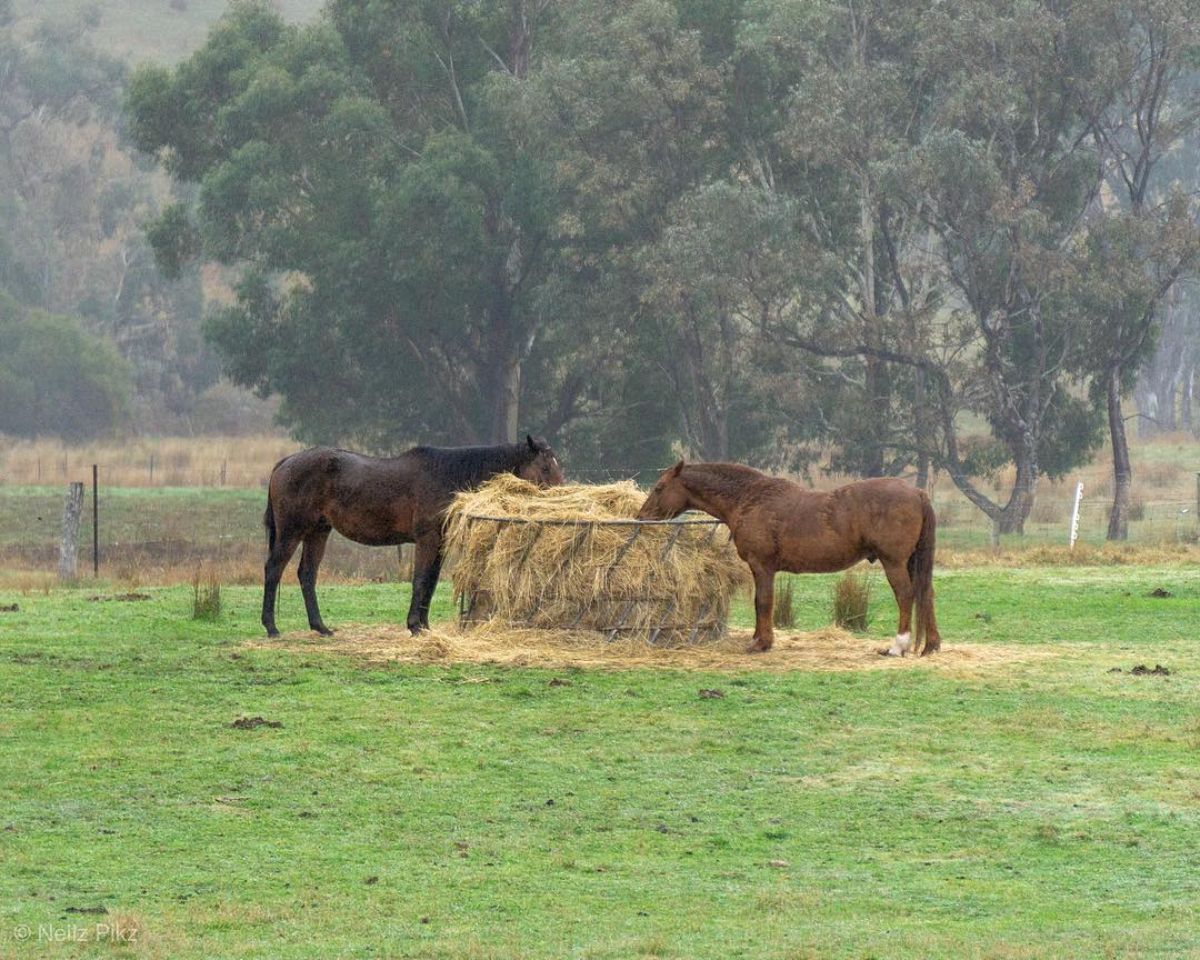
1,566,1198,958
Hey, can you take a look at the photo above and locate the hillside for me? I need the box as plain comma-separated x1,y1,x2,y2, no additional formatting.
11,0,324,64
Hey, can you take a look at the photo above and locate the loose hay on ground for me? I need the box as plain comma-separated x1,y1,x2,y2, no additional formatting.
443,474,749,644
254,623,1054,675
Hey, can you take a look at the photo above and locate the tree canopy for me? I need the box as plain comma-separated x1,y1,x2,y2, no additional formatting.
127,0,1200,517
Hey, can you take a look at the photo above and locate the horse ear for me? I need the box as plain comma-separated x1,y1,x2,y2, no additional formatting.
526,434,537,452
671,459,685,477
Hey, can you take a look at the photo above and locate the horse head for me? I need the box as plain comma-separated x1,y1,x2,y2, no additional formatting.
637,460,689,519
518,435,565,487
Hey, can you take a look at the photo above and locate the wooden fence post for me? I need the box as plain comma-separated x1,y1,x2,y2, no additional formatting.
58,482,84,581
92,464,99,577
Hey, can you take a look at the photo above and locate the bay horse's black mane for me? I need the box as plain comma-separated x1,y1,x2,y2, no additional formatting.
408,441,540,488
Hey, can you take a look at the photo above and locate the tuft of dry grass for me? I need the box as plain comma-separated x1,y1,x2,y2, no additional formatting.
832,570,871,631
191,568,222,620
444,475,749,645
773,577,796,628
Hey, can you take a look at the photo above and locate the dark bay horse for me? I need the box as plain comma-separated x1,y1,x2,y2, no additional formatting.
262,436,563,637
637,461,940,656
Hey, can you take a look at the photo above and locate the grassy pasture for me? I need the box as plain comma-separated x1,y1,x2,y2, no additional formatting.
1,566,1198,958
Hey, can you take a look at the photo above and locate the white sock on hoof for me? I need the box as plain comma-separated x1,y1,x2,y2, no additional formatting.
886,631,912,657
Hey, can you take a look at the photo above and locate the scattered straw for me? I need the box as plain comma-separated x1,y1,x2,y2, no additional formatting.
443,474,749,644
253,623,1054,675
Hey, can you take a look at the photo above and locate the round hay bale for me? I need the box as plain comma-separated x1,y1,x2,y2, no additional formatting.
444,474,749,645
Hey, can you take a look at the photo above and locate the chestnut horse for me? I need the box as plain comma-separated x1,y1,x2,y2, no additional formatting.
262,436,563,637
637,461,940,656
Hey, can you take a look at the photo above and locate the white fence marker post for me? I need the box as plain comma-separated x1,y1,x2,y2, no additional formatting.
1069,481,1084,549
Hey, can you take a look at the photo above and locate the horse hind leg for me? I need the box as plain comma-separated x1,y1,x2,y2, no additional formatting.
417,550,443,629
298,523,333,636
263,523,302,638
879,558,914,657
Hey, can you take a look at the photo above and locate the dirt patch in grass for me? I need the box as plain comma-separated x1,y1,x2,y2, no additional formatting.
252,623,1055,675
1108,663,1172,676
230,716,283,729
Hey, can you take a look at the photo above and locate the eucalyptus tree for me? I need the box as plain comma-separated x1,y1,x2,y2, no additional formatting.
641,183,820,464
1071,0,1200,538
735,0,942,481
738,0,1139,533
128,0,569,448
511,0,801,468
1135,282,1200,435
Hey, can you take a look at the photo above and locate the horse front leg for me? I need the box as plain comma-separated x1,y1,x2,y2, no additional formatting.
417,551,443,629
406,533,441,636
747,563,775,653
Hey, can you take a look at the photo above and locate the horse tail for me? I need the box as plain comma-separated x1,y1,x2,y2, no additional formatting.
264,499,276,554
264,454,290,556
907,492,940,655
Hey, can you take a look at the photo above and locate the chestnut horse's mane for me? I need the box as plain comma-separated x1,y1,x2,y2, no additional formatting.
680,462,772,499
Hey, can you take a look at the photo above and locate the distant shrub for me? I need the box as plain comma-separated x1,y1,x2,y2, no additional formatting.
0,299,132,441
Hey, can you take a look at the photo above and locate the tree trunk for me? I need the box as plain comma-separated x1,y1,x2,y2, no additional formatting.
1106,366,1132,541
914,365,930,490
490,350,521,443
483,254,522,443
1162,380,1178,431
861,356,887,477
996,439,1036,535
1183,366,1194,432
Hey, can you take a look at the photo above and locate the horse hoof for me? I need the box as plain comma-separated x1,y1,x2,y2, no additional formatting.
746,642,772,654
315,627,333,637
266,629,279,639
